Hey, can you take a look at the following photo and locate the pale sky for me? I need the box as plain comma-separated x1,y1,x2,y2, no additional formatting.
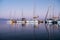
0,0,60,19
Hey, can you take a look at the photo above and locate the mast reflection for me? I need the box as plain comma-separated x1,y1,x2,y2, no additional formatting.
45,23,59,40
33,24,39,40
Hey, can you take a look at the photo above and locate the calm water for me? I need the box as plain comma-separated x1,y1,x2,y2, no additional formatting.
0,21,60,40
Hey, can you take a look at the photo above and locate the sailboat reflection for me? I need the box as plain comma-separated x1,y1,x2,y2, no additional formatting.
34,24,39,29
45,24,54,40
33,24,39,40
45,24,59,40
22,23,26,27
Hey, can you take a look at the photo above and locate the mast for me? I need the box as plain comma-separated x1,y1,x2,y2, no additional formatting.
33,0,35,17
10,9,13,20
58,12,60,19
22,8,23,18
14,11,16,20
33,0,37,19
9,9,11,20
45,6,50,20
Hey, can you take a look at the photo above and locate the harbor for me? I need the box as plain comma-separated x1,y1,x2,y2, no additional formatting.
0,0,60,40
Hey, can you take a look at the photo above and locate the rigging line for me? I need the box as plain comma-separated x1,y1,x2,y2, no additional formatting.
33,0,36,18
45,6,50,20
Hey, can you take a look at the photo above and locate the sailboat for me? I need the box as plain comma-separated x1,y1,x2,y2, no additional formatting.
45,5,58,25
32,0,39,28
57,12,60,26
45,0,58,25
21,9,26,26
10,10,17,24
45,6,54,25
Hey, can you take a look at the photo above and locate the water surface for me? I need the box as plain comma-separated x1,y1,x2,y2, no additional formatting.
0,20,60,40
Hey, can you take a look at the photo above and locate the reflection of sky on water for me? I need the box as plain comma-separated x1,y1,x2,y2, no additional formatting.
0,21,60,40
